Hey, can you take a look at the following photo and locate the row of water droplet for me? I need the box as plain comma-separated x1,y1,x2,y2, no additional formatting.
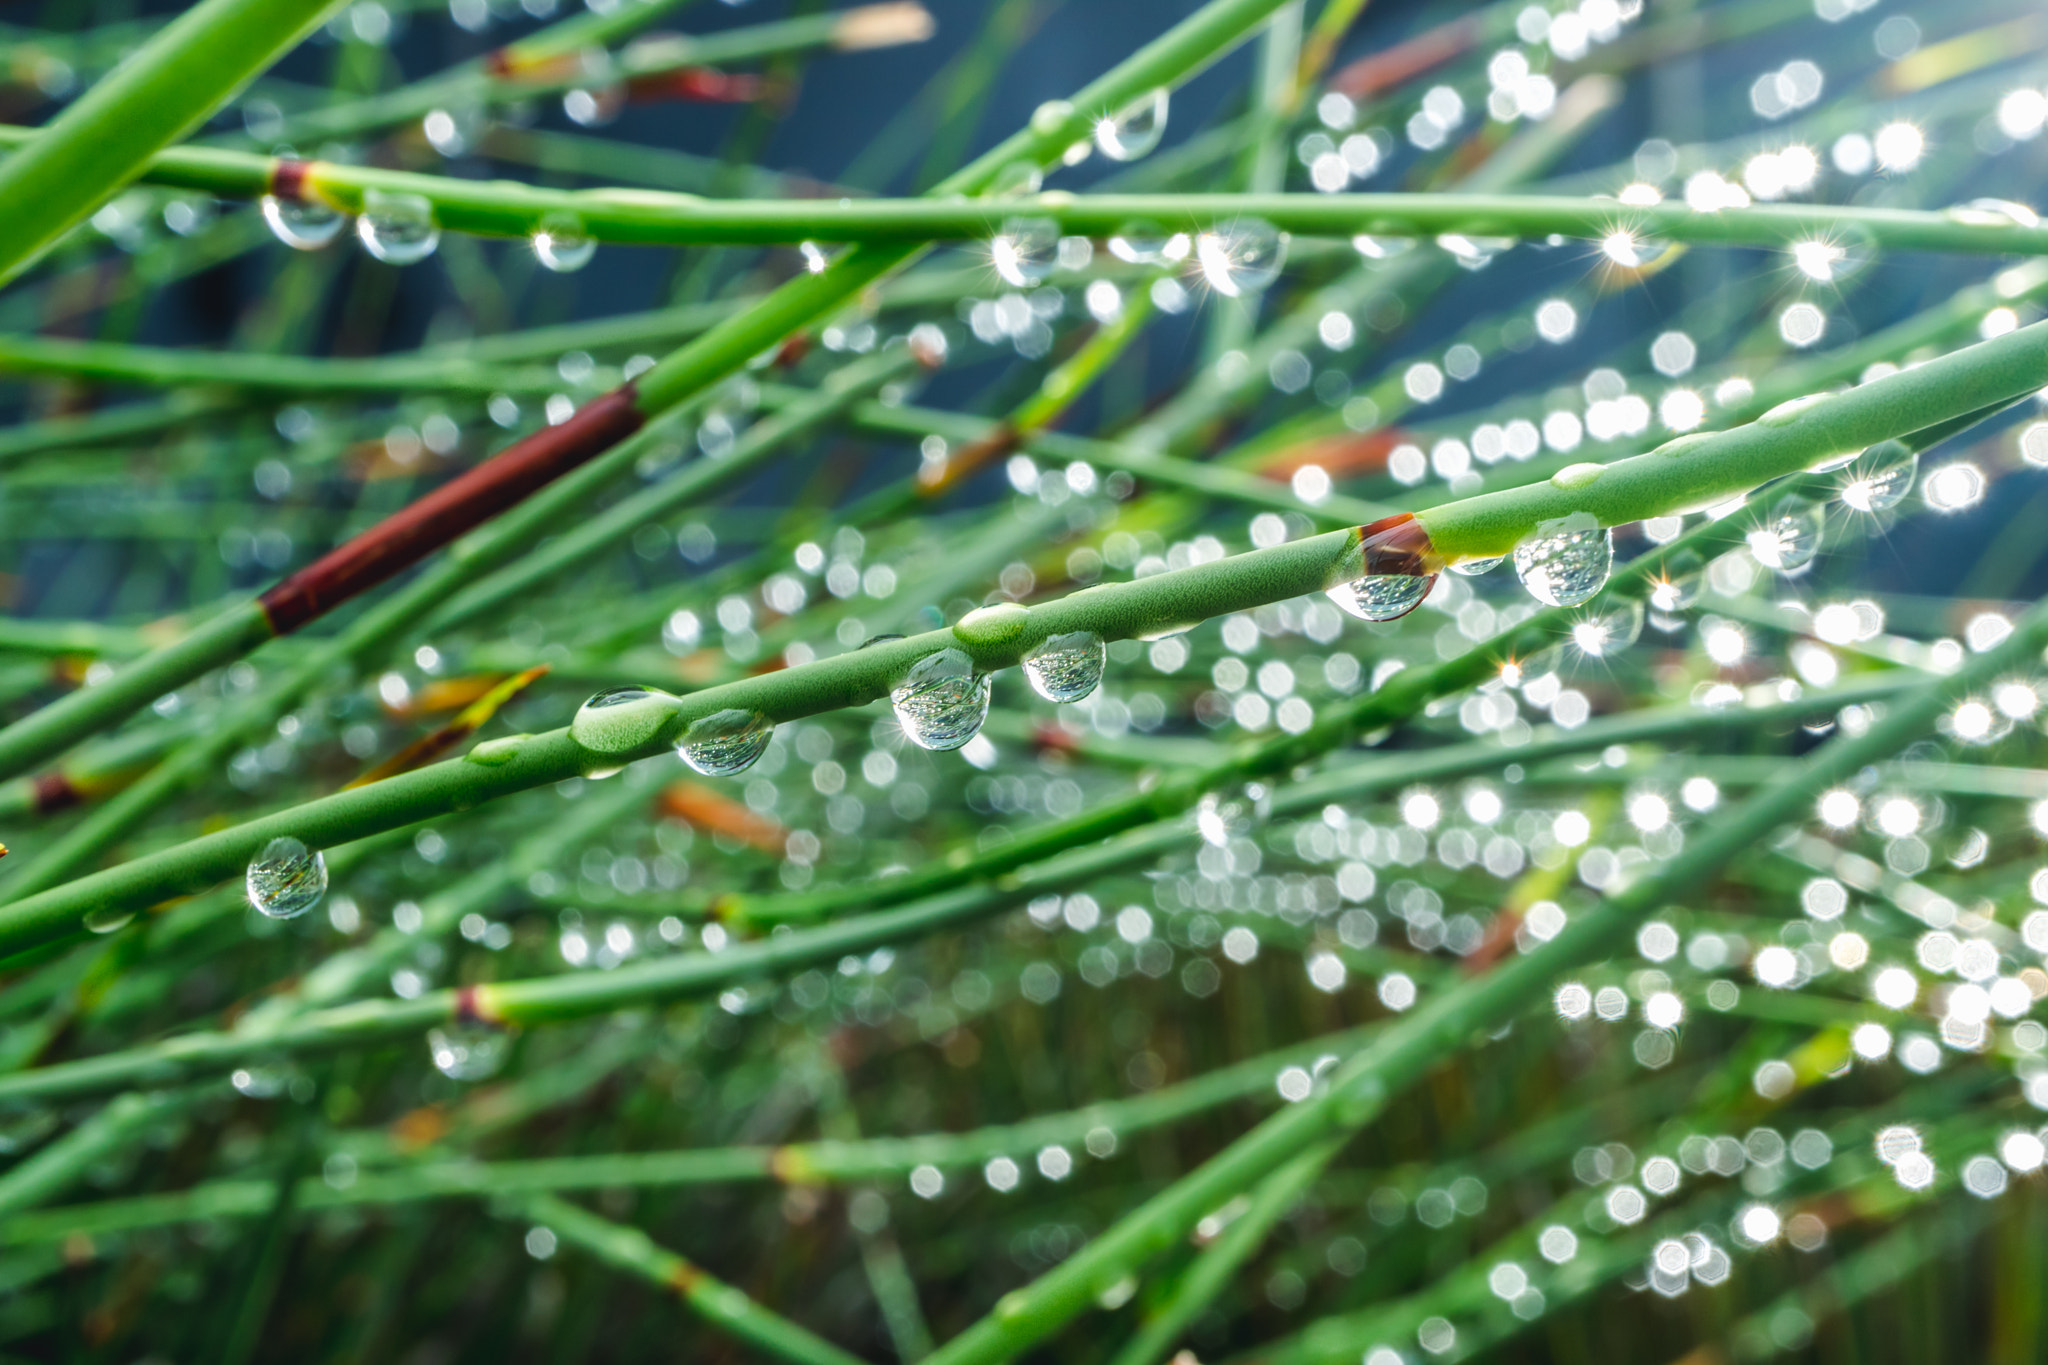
262,191,595,272
1327,437,1919,625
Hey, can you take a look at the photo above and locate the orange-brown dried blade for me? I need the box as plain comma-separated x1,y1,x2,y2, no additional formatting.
659,779,788,855
346,665,549,789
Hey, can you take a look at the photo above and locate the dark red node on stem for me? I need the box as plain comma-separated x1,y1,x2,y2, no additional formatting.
31,770,79,816
269,158,312,202
627,68,765,104
1356,511,1441,577
259,386,646,635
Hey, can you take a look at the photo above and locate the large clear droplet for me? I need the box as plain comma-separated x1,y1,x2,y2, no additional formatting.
1094,88,1168,161
1570,600,1644,658
677,708,773,776
532,214,595,273
1325,512,1440,622
890,649,991,751
1747,497,1823,573
1328,574,1432,622
1837,441,1917,513
356,191,440,265
246,835,328,919
1196,219,1287,297
990,216,1058,287
262,195,345,250
1023,631,1106,703
1513,522,1613,608
428,1024,507,1080
569,686,680,755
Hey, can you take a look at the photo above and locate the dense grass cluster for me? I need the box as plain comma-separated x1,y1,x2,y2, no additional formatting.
4,0,2048,1361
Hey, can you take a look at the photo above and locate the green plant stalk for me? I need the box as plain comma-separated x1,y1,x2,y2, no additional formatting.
0,0,338,284
0,334,570,395
46,137,2048,257
1108,1138,1344,1365
510,1192,871,1365
0,670,1899,1106
0,1018,1393,1236
0,322,2003,947
0,0,1289,797
912,591,2048,1365
0,1088,199,1218
0,822,1180,1105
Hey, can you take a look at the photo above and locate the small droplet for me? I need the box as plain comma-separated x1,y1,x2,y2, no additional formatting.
262,195,345,250
569,686,680,755
428,1024,507,1080
1196,219,1287,297
891,649,991,751
1550,461,1605,491
677,708,773,776
1599,227,1672,270
1837,440,1917,513
1513,520,1612,608
532,214,595,272
1108,221,1186,265
991,217,1058,287
1326,512,1440,623
1748,496,1823,573
1023,631,1106,703
1570,600,1644,658
83,906,135,934
246,836,328,919
989,162,1044,198
1946,198,2040,228
1352,233,1416,260
1450,557,1502,577
1759,393,1827,427
466,733,530,766
1435,233,1513,269
1094,88,1168,161
1647,551,1703,613
954,602,1029,646
356,191,440,265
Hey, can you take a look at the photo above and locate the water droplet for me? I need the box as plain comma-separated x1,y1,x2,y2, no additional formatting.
569,686,680,755
1094,88,1167,161
954,602,1029,646
1838,440,1917,513
261,195,345,250
1570,600,1644,657
1759,393,1827,427
1599,227,1672,270
428,1024,507,1080
83,906,135,934
1647,551,1703,613
1550,461,1605,491
532,214,595,272
677,708,773,776
246,836,328,919
991,216,1058,287
891,649,991,751
1196,218,1287,297
1436,233,1514,269
1326,512,1439,622
1023,631,1105,703
356,191,440,265
1946,198,2040,228
1352,233,1416,260
1108,221,1186,265
466,733,530,766
1748,496,1823,573
1788,236,1870,283
1029,99,1074,136
1655,433,1715,459
1450,557,1502,577
1513,519,1612,608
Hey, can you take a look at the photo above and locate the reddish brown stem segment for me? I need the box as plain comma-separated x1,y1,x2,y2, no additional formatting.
1356,511,1442,577
269,157,311,202
259,387,645,634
